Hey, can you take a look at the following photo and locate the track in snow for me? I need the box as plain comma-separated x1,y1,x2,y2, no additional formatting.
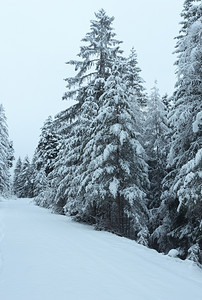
0,198,201,300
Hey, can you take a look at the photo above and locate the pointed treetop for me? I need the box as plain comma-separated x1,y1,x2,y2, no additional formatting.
63,9,123,103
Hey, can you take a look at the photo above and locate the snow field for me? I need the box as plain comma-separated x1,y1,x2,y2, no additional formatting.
0,198,201,300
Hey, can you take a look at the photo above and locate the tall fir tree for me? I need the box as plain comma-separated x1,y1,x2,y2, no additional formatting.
145,82,169,210
153,0,202,263
47,9,123,212
62,58,149,241
143,83,170,249
89,58,149,240
34,10,150,244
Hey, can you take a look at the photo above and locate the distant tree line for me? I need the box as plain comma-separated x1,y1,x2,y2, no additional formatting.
13,1,202,263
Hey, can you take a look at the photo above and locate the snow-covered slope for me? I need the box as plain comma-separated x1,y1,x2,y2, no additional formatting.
0,198,201,300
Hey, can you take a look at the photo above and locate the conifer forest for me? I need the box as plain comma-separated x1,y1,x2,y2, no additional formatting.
1,1,202,265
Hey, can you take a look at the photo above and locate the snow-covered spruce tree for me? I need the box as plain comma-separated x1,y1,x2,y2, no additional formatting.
13,157,22,197
153,0,202,263
32,116,60,206
49,9,123,213
34,116,59,177
0,104,13,196
17,156,33,198
55,51,147,222
145,82,170,210
143,83,170,249
69,52,147,225
66,58,149,241
124,48,147,107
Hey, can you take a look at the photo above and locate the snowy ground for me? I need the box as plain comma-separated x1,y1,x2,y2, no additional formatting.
0,198,201,300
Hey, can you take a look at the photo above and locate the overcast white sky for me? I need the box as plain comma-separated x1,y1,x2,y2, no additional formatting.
0,0,184,163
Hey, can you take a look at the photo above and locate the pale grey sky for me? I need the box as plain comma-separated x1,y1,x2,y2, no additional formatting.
0,0,184,162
